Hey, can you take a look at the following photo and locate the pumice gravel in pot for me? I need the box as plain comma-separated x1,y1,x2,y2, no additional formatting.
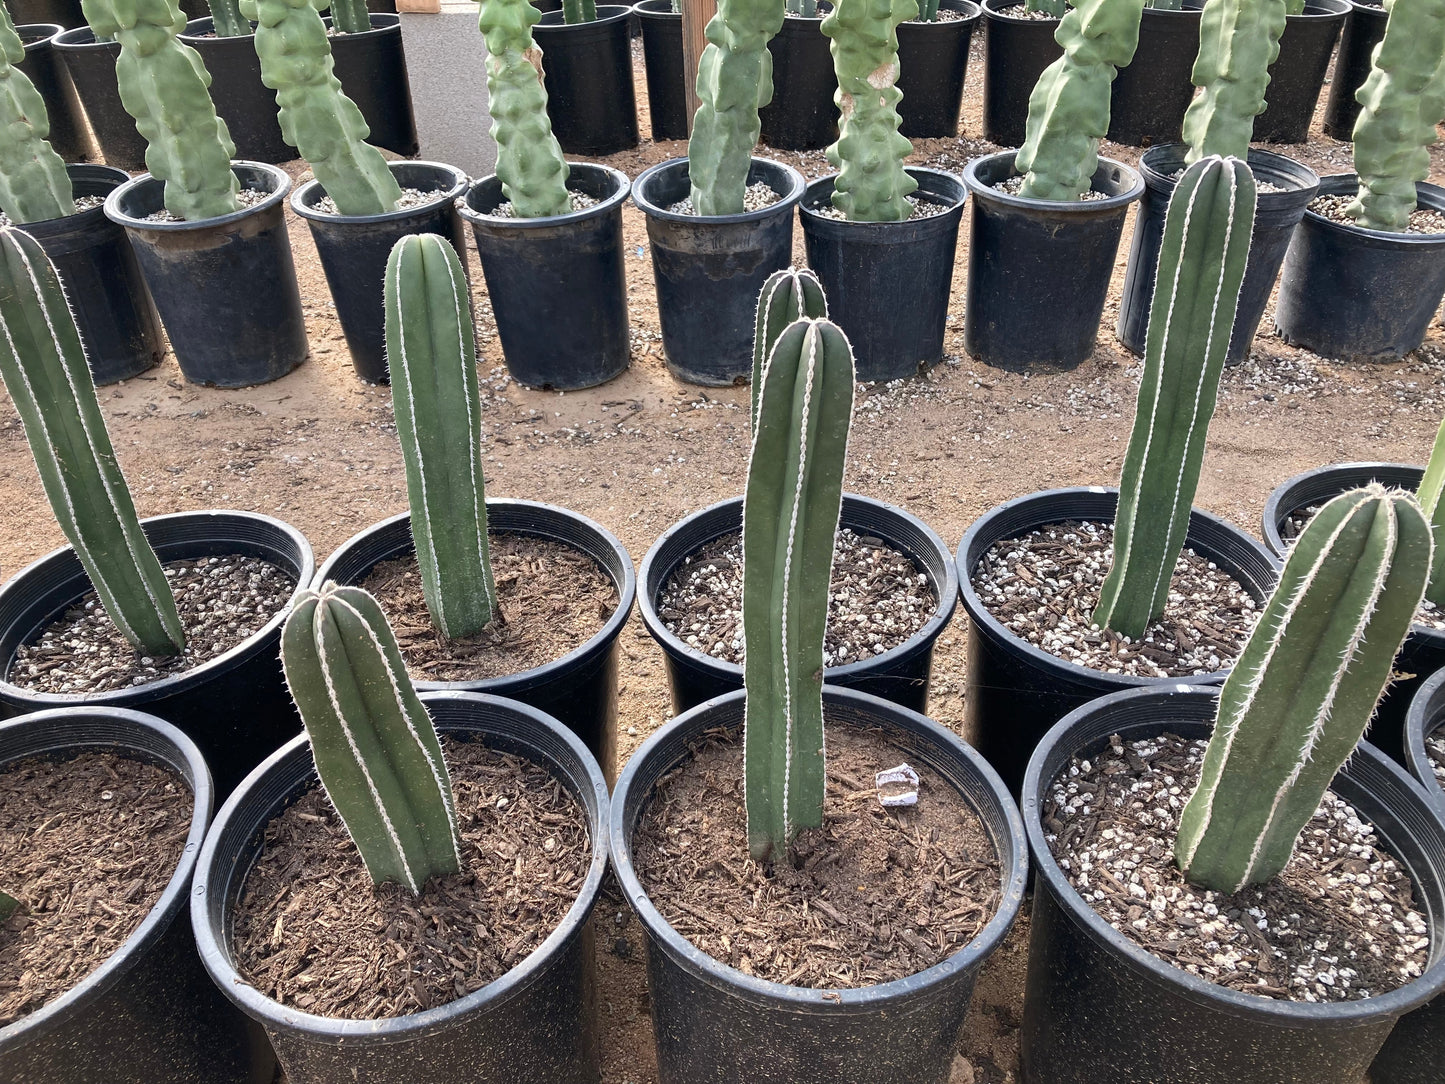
0,707,272,1084
895,0,982,139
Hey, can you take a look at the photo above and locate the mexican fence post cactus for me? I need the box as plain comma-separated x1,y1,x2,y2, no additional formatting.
1182,0,1289,162
0,5,74,224
478,0,571,218
329,0,373,33
1415,413,1445,606
1175,485,1432,893
208,0,251,36
1016,0,1145,202
562,0,597,21
743,317,855,862
0,228,184,656
822,0,918,221
281,582,462,892
385,234,499,640
1346,0,1445,232
751,267,827,430
1093,156,1256,638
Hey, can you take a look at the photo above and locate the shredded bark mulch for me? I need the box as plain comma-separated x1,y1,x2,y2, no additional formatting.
8,554,296,695
231,737,590,1020
1427,733,1445,790
1310,193,1445,235
972,521,1259,678
1045,732,1431,1003
361,533,617,681
0,752,190,1026
657,528,936,667
631,723,1001,989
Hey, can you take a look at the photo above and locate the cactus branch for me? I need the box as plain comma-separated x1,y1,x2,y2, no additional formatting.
209,0,251,36
0,6,74,224
1182,0,1288,162
562,0,597,21
751,267,828,431
329,0,373,33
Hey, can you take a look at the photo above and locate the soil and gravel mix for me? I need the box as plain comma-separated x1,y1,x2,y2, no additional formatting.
361,533,617,681
810,194,954,220
908,6,971,19
971,521,1259,677
8,555,296,696
311,187,442,216
231,737,590,1020
656,528,936,666
0,752,191,1026
483,189,600,220
631,723,1001,989
142,186,270,224
666,182,782,216
1427,734,1445,790
990,176,1111,202
0,195,105,228
1310,193,1445,235
1045,732,1431,1003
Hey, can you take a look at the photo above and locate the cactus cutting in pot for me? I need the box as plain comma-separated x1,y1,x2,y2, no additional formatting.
0,4,74,224
1182,0,1289,161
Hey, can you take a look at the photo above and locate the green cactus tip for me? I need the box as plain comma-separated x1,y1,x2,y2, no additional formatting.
751,267,828,431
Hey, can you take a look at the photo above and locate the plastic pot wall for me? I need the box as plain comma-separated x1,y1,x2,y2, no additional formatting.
52,27,146,170
636,0,687,141
16,23,87,161
7,0,84,27
1254,0,1351,144
534,7,639,155
1106,0,1202,147
759,10,836,151
896,1,982,139
327,14,419,156
981,0,1060,148
1323,1,1389,140
178,20,293,165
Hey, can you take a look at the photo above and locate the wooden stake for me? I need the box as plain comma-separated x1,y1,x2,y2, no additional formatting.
680,0,717,134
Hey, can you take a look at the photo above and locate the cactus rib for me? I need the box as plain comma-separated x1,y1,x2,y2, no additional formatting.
0,6,74,224
1182,0,1288,162
329,0,373,33
209,0,251,36
751,267,827,431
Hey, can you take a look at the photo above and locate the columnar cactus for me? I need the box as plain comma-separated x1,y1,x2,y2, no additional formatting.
822,0,918,221
209,0,250,36
478,0,571,218
1182,0,1289,162
751,267,827,430
329,0,373,33
1176,485,1432,893
562,0,597,21
0,6,74,224
743,316,855,862
385,234,498,641
281,582,462,892
81,0,240,221
1416,413,1445,606
1093,156,1255,638
1016,0,1145,202
0,228,184,656
1346,0,1445,232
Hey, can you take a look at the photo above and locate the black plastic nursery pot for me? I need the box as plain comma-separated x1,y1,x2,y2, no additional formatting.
0,708,273,1084
326,14,420,157
636,0,687,142
633,155,806,385
955,486,1280,795
799,168,966,382
459,162,631,391
52,26,146,171
105,161,309,387
7,0,83,26
534,6,640,155
610,685,1028,1084
314,501,636,781
895,1,982,139
637,493,960,715
962,151,1143,373
20,163,164,385
1323,0,1389,140
758,9,836,151
16,23,87,162
0,511,315,800
178,19,293,165
1106,0,1203,147
1117,144,1320,364
192,691,610,1084
1019,684,1445,1084
1276,175,1445,361
1254,0,1351,144
981,0,1061,148
1404,668,1445,808
293,160,469,385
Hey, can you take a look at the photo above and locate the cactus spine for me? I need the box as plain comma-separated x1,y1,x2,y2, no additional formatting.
562,0,597,21
478,0,571,218
0,228,184,656
1176,485,1432,893
743,317,855,862
751,267,827,431
385,234,498,641
329,0,373,33
822,0,918,222
0,6,74,224
1182,0,1288,162
208,0,250,36
1093,156,1255,639
1016,0,1145,202
1416,414,1445,607
281,582,462,892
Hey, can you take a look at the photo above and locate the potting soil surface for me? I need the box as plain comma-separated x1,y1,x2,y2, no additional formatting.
141,185,270,223
666,181,782,215
485,188,600,219
1309,193,1445,235
311,186,441,216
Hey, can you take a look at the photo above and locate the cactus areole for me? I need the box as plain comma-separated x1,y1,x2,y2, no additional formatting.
0,5,74,224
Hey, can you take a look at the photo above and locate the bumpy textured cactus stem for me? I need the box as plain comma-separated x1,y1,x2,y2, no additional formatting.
249,0,401,216
385,234,498,640
329,0,372,33
1093,156,1255,638
0,7,74,223
1347,0,1445,232
751,267,827,430
823,0,918,221
562,0,597,22
1182,0,1288,162
208,0,250,36
281,582,462,892
687,0,786,216
743,317,855,862
1016,0,1145,202
1176,485,1432,893
1417,414,1445,606
0,228,183,656
478,0,571,218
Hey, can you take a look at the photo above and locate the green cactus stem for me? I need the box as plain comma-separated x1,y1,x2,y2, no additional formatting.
1093,156,1256,639
918,0,939,19
0,228,184,656
208,0,251,36
385,234,499,641
1150,0,1183,10
743,317,855,862
1182,0,1288,162
1025,0,1066,16
1347,0,1445,232
687,0,786,216
562,0,597,21
0,6,74,224
751,267,827,430
1016,0,1145,202
329,0,373,33
1176,485,1432,893
281,582,462,892
1416,414,1445,607
478,0,571,218
823,0,918,222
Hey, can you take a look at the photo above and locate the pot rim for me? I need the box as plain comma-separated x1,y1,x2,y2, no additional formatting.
1299,174,1445,244
1404,667,1445,806
178,15,256,38
981,0,1058,22
535,4,636,26
901,0,983,23
1288,0,1352,16
103,160,293,232
632,0,681,15
1139,143,1321,200
962,150,1144,212
799,165,968,220
320,12,401,34
456,162,631,230
632,155,807,225
7,162,129,230
291,159,469,224
50,25,117,48
15,22,63,46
